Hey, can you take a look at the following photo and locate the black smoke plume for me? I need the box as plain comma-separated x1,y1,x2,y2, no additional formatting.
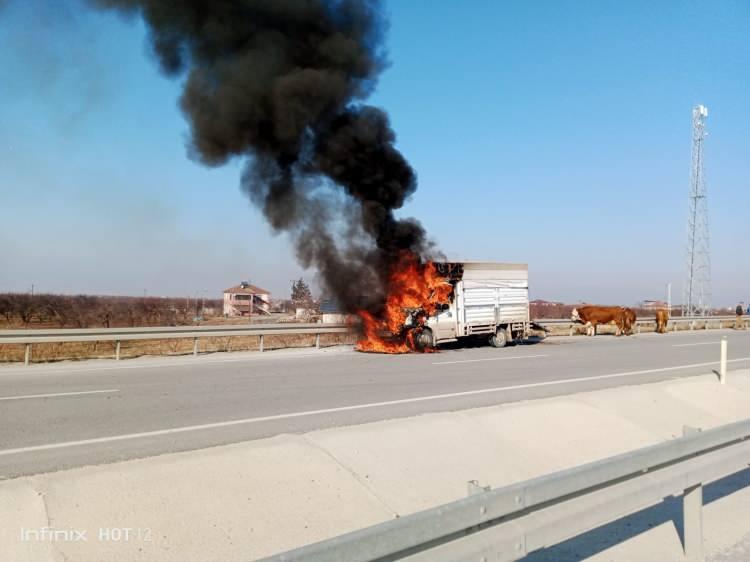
93,0,432,313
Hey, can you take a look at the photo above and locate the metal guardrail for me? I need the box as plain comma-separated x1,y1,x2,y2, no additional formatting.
538,315,749,335
261,417,750,562
0,323,351,365
1,315,746,366
538,314,741,325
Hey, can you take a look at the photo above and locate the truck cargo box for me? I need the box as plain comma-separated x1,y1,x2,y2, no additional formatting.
418,262,530,348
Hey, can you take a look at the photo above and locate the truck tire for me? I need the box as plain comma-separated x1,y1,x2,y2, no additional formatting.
415,328,434,351
489,328,507,348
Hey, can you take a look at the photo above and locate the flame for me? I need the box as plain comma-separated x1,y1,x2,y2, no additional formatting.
356,253,453,353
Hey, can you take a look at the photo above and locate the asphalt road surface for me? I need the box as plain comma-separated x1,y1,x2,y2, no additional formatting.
1,329,750,478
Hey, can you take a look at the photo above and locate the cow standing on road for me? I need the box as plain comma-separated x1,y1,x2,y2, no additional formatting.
621,307,636,335
655,309,669,333
572,306,626,336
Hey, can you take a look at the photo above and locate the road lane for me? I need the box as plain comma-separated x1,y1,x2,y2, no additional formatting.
1,329,749,477
431,353,549,365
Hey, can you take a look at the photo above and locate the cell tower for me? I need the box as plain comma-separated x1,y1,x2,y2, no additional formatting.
682,105,711,317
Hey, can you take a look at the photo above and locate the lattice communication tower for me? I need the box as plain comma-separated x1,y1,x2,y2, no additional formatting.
682,105,711,317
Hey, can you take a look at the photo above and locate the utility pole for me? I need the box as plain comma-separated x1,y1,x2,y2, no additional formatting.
682,105,711,317
667,282,672,318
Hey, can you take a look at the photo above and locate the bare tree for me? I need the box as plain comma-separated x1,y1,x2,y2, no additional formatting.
0,295,13,325
14,294,37,326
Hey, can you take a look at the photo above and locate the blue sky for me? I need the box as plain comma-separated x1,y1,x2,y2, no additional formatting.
1,0,748,306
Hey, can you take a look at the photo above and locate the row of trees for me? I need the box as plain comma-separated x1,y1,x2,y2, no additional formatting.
529,303,576,320
3,289,711,328
0,293,223,328
0,279,319,329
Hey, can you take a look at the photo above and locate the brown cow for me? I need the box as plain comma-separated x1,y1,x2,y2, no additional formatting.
655,309,668,333
621,307,636,335
572,306,626,336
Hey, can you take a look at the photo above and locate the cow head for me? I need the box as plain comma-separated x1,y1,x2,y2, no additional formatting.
571,308,580,322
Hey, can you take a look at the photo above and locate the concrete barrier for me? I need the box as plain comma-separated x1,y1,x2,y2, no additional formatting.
2,371,750,561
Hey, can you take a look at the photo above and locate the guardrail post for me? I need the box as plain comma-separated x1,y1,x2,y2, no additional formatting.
115,340,121,361
467,480,491,496
193,337,199,357
569,325,574,337
720,337,727,385
315,333,320,349
24,343,31,366
682,425,704,561
259,334,264,353
467,480,492,534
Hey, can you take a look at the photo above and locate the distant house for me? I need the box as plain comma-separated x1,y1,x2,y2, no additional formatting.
223,282,271,317
529,299,569,320
641,300,668,311
530,299,564,307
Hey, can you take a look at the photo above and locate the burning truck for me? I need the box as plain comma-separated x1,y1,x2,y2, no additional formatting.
357,258,533,353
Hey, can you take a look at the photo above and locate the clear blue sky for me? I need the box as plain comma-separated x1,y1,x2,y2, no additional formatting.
1,0,748,306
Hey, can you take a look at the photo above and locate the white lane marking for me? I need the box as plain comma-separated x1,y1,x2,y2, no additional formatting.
0,349,353,377
433,354,548,365
0,389,119,402
2,358,750,458
673,342,721,347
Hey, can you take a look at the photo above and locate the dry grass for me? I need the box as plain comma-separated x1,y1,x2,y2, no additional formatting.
0,332,358,364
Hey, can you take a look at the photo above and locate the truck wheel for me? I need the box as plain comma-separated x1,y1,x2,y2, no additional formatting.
489,329,507,348
415,328,434,351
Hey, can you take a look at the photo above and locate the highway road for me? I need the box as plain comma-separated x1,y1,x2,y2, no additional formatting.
1,329,750,478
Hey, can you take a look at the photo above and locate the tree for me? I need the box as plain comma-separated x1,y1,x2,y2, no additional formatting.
38,294,69,327
67,295,97,328
13,294,37,327
0,295,13,324
291,278,313,308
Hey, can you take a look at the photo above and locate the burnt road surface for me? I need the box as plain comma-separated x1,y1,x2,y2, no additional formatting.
1,329,750,478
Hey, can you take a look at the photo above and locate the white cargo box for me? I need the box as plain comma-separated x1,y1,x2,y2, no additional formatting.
421,262,530,347
454,263,529,333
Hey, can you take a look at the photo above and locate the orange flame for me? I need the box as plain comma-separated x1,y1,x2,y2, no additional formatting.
356,253,453,353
